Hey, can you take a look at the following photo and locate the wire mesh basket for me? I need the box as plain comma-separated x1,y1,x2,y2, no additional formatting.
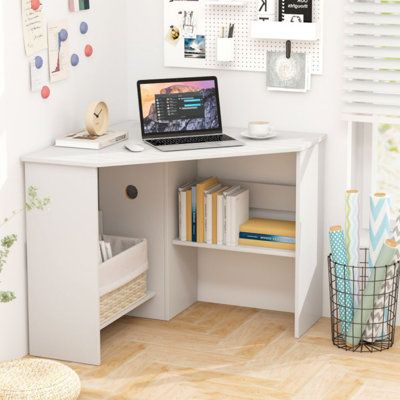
328,248,400,352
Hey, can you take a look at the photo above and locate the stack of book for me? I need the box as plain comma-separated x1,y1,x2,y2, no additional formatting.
239,218,295,250
178,177,249,246
99,240,113,262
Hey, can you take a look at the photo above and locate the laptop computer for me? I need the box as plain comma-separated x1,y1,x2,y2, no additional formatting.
137,76,243,152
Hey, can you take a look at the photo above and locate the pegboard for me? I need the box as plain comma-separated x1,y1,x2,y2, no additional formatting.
164,0,323,75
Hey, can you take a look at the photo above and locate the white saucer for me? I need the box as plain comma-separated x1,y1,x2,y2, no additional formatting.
241,131,277,140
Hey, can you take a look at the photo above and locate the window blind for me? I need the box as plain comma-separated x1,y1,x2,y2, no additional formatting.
343,0,400,124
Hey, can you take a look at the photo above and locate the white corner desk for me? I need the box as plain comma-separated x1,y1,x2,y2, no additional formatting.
22,121,326,365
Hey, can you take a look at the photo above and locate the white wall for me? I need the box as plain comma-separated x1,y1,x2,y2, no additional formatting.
126,0,348,317
0,0,128,361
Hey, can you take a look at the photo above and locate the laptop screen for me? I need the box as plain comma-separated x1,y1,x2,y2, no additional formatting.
137,77,222,137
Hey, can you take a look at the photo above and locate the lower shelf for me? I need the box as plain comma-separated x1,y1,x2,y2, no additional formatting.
100,291,156,330
173,239,295,258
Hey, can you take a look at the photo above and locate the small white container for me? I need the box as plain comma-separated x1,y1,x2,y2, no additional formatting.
217,38,234,62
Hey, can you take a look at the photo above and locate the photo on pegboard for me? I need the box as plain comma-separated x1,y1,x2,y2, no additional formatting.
184,35,205,59
266,51,309,92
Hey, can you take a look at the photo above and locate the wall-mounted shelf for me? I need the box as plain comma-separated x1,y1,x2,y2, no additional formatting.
250,21,320,41
205,0,247,5
173,239,295,258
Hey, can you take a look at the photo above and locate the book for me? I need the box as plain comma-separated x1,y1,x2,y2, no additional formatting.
196,177,219,243
279,0,312,23
226,188,250,246
204,184,223,244
192,185,197,242
239,218,296,250
178,183,194,241
222,185,241,245
213,186,229,244
217,186,231,245
99,241,107,262
186,189,192,241
105,242,113,260
55,130,128,150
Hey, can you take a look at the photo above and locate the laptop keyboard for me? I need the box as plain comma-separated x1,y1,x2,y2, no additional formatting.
146,134,235,146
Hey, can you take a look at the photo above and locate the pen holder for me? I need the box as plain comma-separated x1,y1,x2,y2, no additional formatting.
217,38,234,62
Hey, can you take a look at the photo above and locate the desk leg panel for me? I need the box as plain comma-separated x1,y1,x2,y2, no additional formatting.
25,163,101,365
295,144,323,338
164,161,198,320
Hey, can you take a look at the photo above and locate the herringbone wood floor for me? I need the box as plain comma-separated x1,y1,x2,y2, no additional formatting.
69,302,400,400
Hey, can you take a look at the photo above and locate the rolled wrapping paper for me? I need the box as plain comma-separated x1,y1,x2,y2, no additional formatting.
393,214,400,259
363,258,398,341
369,193,391,269
364,213,400,341
329,226,353,334
345,190,360,303
346,239,398,347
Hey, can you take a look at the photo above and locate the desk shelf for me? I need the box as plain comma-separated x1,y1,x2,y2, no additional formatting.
205,0,247,5
173,239,295,258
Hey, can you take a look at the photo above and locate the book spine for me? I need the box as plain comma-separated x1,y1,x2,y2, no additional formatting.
212,193,218,245
192,187,197,242
217,195,223,245
206,194,213,244
239,232,295,244
223,195,227,245
226,195,233,246
99,241,107,262
105,242,113,259
204,194,208,244
186,190,192,241
179,191,187,241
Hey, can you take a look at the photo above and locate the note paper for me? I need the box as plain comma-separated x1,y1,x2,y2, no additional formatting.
48,21,70,83
21,0,47,56
30,51,48,92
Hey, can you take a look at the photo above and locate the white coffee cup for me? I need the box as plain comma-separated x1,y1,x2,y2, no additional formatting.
248,121,274,138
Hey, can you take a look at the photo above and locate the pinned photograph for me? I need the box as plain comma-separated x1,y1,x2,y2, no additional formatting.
166,25,180,45
266,51,308,92
69,0,90,12
184,35,205,59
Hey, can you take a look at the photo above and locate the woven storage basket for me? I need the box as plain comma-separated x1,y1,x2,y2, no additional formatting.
99,236,148,328
100,271,147,326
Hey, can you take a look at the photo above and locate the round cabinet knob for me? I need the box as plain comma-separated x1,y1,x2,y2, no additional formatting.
126,185,138,200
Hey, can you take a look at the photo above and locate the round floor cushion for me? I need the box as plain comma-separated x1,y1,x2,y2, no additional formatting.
0,358,81,400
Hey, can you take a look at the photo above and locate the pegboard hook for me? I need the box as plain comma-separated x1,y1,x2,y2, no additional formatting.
286,40,291,59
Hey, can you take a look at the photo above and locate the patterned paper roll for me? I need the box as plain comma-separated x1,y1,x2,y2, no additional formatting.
346,239,397,347
330,226,353,334
363,258,398,341
392,214,400,259
369,193,391,268
345,190,360,303
364,213,400,340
